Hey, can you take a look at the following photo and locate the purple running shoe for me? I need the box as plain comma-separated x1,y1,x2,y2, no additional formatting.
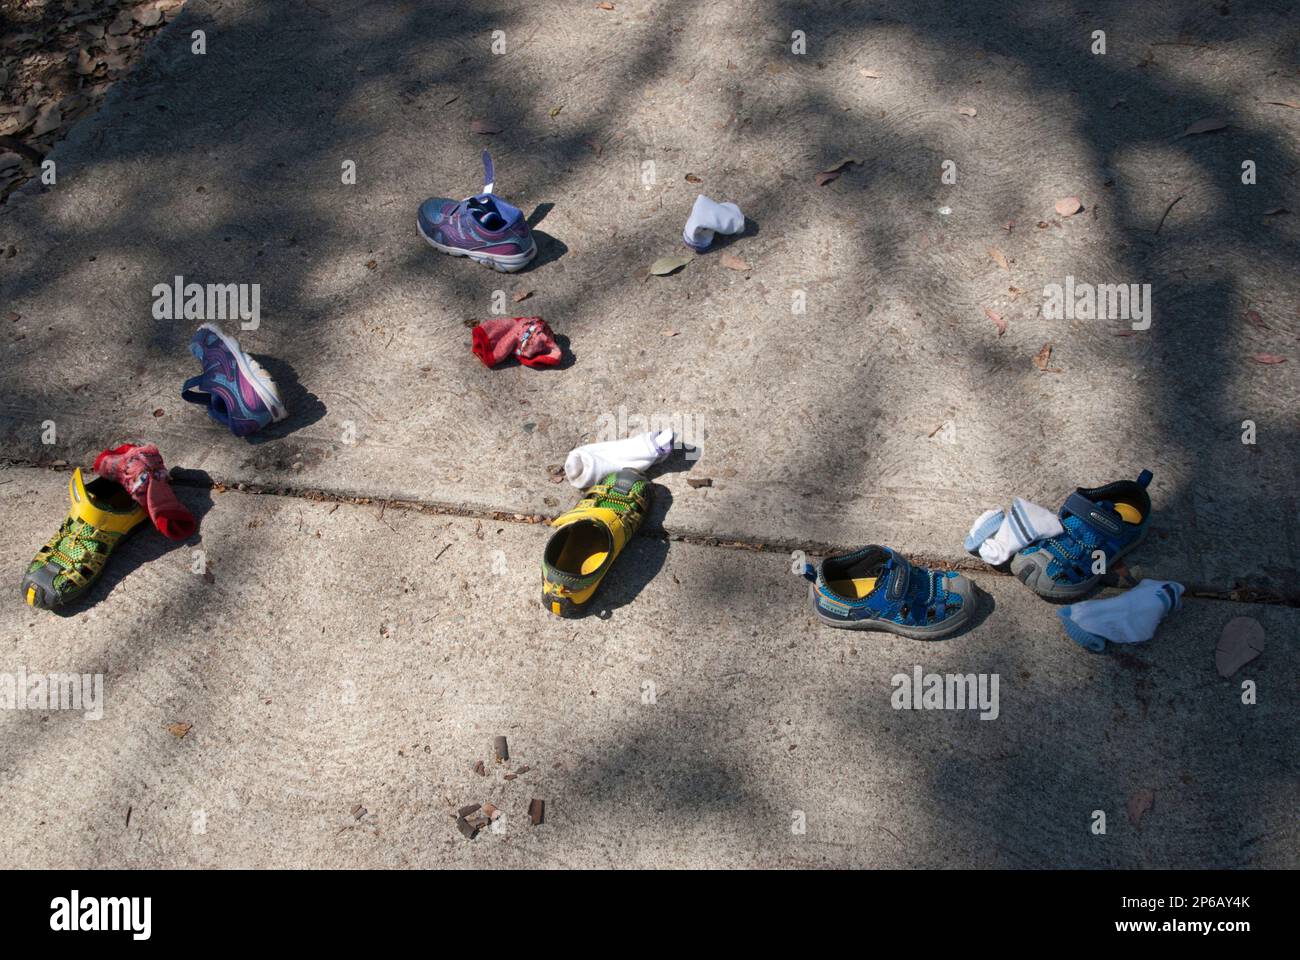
417,151,537,272
182,323,287,437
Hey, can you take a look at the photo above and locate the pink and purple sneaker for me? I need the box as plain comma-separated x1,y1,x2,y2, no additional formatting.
182,323,287,438
417,151,537,272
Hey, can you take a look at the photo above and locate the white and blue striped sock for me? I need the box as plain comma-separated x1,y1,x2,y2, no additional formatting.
978,497,1063,565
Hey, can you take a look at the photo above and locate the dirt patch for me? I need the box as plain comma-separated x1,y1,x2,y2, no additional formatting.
0,0,184,203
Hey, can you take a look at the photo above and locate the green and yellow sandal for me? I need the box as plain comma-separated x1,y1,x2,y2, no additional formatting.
541,469,652,617
21,468,147,610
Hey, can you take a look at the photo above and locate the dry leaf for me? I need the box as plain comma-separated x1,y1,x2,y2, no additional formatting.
1244,309,1269,330
549,105,562,118
815,158,859,186
166,722,192,738
512,290,533,303
134,4,163,27
595,1,614,8
684,172,702,184
648,254,692,276
1216,617,1265,677
984,307,1006,336
957,106,977,117
1250,353,1286,364
663,329,678,337
1033,342,1060,372
31,104,62,137
720,252,749,271
1181,117,1227,136
1262,100,1300,110
1055,196,1082,217
988,247,1010,271
1127,789,1154,827
470,119,502,135
860,69,880,78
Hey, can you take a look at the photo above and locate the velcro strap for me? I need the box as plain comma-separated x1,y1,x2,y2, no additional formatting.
1062,492,1124,539
886,553,912,601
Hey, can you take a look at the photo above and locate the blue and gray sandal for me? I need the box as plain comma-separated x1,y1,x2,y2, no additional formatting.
802,545,975,639
1009,470,1152,601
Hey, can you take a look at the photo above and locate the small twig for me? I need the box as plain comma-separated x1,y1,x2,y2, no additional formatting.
1154,195,1183,235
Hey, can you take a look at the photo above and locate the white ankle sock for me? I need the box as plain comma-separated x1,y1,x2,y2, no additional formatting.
977,497,1064,565
965,509,1004,555
1058,580,1184,651
565,430,675,488
682,195,744,252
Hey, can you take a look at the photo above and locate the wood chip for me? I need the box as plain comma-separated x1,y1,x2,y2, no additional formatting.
686,477,713,488
456,816,479,840
458,803,481,818
493,735,509,762
527,798,545,826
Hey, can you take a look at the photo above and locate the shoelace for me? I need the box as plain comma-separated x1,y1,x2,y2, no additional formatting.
48,519,103,572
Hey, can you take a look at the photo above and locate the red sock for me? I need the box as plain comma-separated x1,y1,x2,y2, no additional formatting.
93,443,197,541
471,316,561,368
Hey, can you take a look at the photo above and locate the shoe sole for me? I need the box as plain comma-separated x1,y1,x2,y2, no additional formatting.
807,582,975,640
1012,526,1148,601
418,221,536,273
195,323,288,423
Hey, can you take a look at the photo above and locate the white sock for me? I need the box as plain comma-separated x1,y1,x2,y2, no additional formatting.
565,430,675,488
682,195,744,252
964,509,1004,555
978,497,1064,565
1058,580,1184,651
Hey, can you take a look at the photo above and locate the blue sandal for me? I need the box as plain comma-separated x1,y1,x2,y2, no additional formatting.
1010,470,1152,600
802,545,975,639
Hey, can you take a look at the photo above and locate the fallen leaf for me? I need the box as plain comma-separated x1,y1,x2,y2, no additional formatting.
720,252,749,271
648,254,692,276
1055,196,1082,217
987,247,1010,271
107,11,133,34
512,290,533,303
549,105,563,118
133,4,163,27
984,307,1006,336
1262,100,1300,110
1244,309,1269,330
957,106,977,117
32,104,62,137
815,158,859,186
860,69,880,79
470,119,502,135
595,1,614,8
365,259,377,270
1249,353,1286,364
1127,789,1154,827
1032,342,1061,372
166,722,192,738
663,329,678,336
1216,617,1265,677
1181,116,1227,136
527,798,545,826
684,172,702,184
686,477,713,488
